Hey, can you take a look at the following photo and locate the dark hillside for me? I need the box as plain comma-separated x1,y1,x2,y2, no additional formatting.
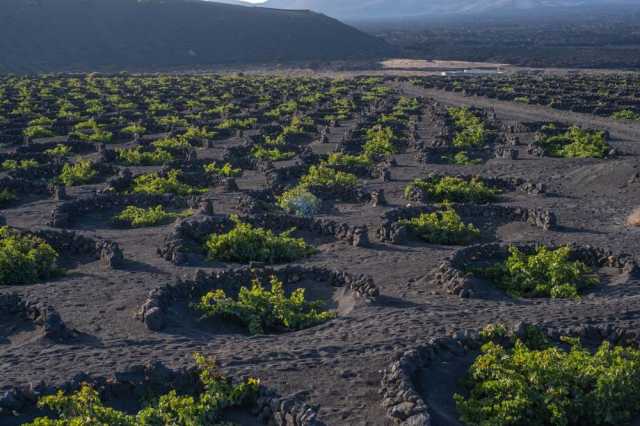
0,0,392,73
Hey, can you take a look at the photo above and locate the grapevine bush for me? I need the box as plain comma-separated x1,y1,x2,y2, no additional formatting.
195,276,336,334
58,161,97,186
405,176,499,203
400,205,480,245
114,205,190,227
132,170,205,195
471,246,598,298
205,216,315,264
537,126,609,158
455,337,640,426
25,353,260,426
0,226,59,285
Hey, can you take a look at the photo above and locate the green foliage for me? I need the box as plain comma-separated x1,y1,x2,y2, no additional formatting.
251,146,295,161
196,276,335,335
514,96,530,104
326,152,372,167
448,107,487,148
446,151,482,165
611,109,640,121
132,170,206,195
25,354,260,426
473,246,598,298
299,165,358,190
405,176,499,203
23,125,55,139
217,118,257,130
203,162,242,177
181,126,217,144
72,119,113,143
116,147,174,166
2,159,39,170
45,144,72,157
0,226,59,285
455,338,640,426
364,125,396,159
58,160,97,186
205,216,315,264
114,205,190,227
0,188,16,206
277,186,321,217
121,123,146,136
538,126,609,158
400,205,480,245
152,137,191,151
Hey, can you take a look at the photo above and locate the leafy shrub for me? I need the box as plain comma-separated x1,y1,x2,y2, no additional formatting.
58,160,97,186
116,147,174,166
121,123,146,136
538,126,609,158
114,205,190,227
251,146,295,161
448,107,486,148
205,216,315,264
472,246,598,298
72,119,113,143
203,162,242,177
132,170,205,196
299,165,358,190
446,151,482,165
2,159,39,170
45,144,72,157
152,137,191,152
611,109,640,121
0,189,16,206
180,126,217,144
218,118,257,130
277,187,321,217
196,276,335,335
0,226,59,285
455,338,640,426
364,125,396,159
25,353,259,426
405,176,499,203
23,125,55,139
400,205,480,245
326,153,372,167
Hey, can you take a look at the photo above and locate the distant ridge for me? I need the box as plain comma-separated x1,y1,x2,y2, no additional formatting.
257,0,638,20
0,0,392,73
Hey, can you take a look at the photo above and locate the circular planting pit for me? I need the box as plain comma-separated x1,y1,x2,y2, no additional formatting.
48,192,195,230
431,242,637,298
0,358,319,426
404,173,545,205
380,323,640,426
377,204,556,246
159,212,370,266
137,265,378,333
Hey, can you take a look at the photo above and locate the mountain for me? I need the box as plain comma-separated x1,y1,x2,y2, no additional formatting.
0,0,391,73
258,0,638,20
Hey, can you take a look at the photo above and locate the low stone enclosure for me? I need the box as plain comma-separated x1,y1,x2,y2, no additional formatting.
137,265,379,333
0,293,74,344
379,323,640,426
29,228,124,270
159,212,370,266
404,174,546,205
376,204,556,245
0,358,321,426
431,242,638,298
48,192,195,228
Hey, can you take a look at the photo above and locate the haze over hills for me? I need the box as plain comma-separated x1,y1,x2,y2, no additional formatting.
234,0,638,20
0,0,391,73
